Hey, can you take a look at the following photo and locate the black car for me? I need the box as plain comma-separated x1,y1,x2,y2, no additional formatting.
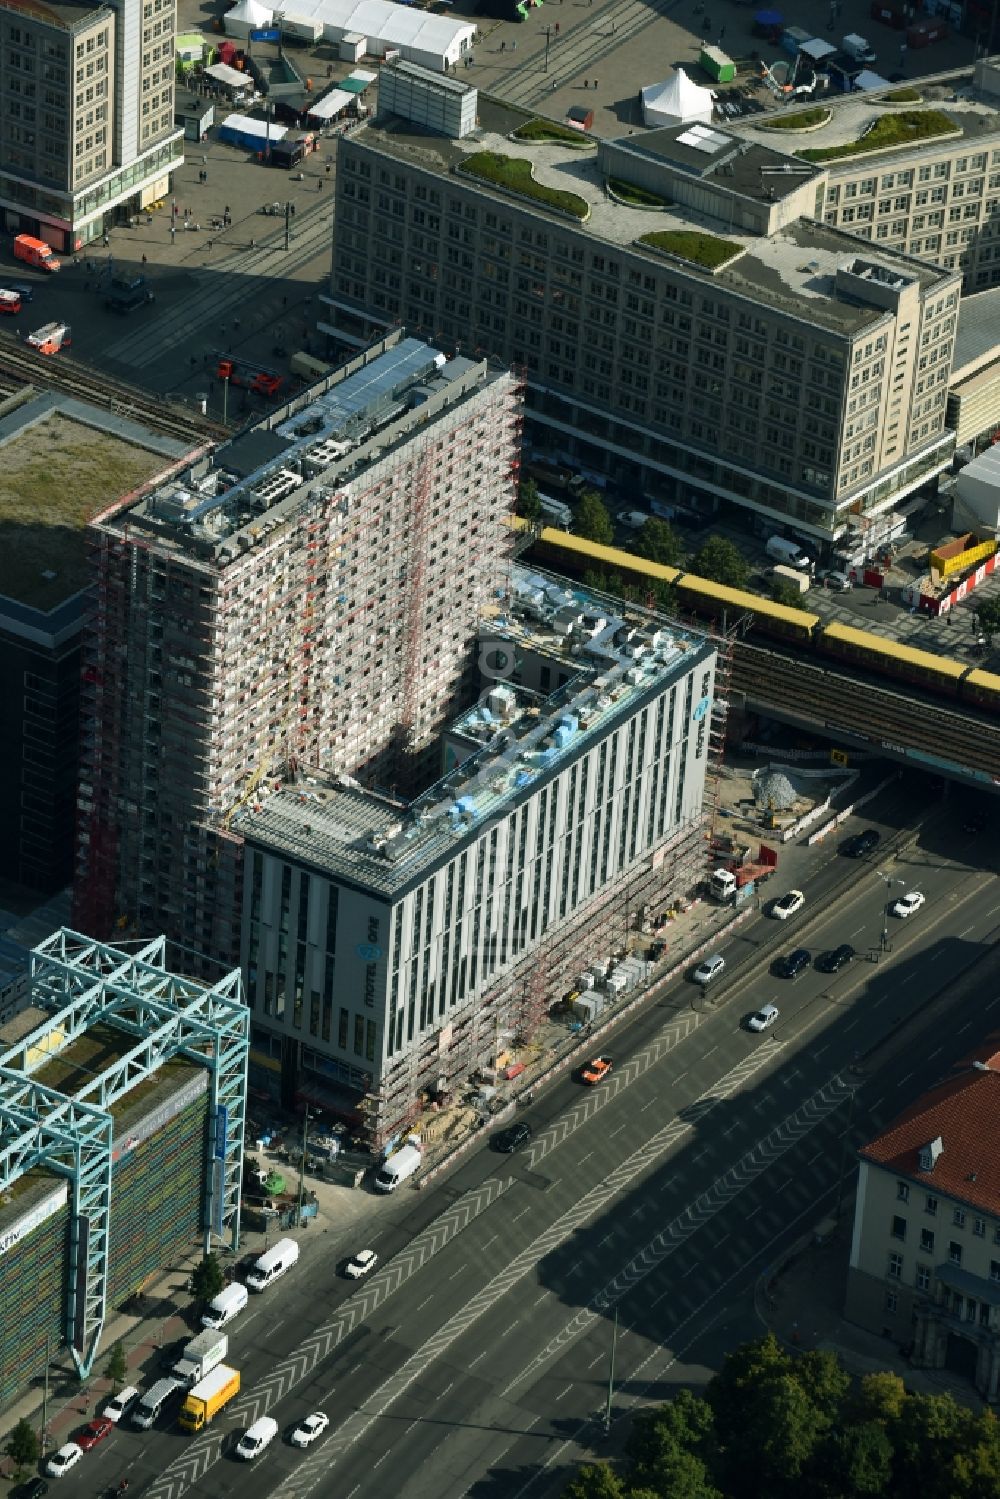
842,829,881,858
493,1122,532,1153
775,948,810,980
14,1481,49,1499
157,1338,188,1373
817,943,855,973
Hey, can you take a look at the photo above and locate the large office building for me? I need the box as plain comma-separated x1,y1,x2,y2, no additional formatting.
74,333,522,964
0,928,246,1416
0,0,181,250
324,80,960,542
235,569,717,1141
846,1038,1000,1404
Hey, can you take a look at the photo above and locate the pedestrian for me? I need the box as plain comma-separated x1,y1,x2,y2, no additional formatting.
593,78,597,87
551,79,557,90
501,38,505,50
511,39,516,49
102,232,109,247
554,21,559,33
326,162,331,175
141,253,147,266
583,78,588,88
719,22,725,40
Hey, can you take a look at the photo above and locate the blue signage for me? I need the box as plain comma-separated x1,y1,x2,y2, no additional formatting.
356,943,382,961
692,695,711,721
250,26,281,40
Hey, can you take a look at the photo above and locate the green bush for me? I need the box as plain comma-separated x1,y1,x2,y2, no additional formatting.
883,87,922,102
512,118,595,147
638,229,741,269
797,109,956,162
460,152,589,219
759,107,830,131
608,177,669,208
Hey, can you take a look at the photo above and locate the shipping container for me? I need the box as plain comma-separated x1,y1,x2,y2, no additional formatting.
699,45,736,83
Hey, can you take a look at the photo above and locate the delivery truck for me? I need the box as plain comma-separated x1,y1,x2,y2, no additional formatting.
14,234,60,272
173,1329,228,1386
178,1364,241,1432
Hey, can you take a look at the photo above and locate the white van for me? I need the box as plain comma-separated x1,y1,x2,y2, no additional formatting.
539,495,573,530
374,1143,422,1193
841,32,876,63
246,1237,300,1291
201,1281,249,1330
765,535,812,571
133,1377,184,1430
236,1415,279,1461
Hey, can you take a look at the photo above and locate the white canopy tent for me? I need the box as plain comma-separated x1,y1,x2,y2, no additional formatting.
306,87,354,119
641,68,714,129
205,61,254,88
224,0,476,70
854,68,892,91
799,36,836,61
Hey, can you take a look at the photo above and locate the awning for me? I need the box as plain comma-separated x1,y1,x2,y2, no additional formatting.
799,37,836,60
206,61,253,87
306,87,353,118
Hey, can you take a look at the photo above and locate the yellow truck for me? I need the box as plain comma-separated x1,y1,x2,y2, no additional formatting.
178,1364,240,1432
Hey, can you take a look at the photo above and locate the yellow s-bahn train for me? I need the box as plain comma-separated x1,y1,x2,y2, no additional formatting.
524,525,1000,717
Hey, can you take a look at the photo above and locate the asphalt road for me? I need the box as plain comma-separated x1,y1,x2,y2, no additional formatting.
73,797,999,1499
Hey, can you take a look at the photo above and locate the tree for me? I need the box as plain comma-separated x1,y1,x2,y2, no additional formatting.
793,1347,850,1422
628,1390,721,1497
560,1462,625,1498
632,518,682,568
104,1338,128,1393
189,1252,224,1305
519,475,542,523
810,1421,893,1498
851,1368,907,1426
977,596,1000,639
690,535,751,590
705,1332,791,1431
771,578,804,609
5,1417,38,1476
575,488,615,546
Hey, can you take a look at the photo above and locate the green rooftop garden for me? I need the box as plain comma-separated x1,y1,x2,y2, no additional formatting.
797,108,956,162
609,177,670,208
638,229,742,270
758,107,830,131
883,87,922,102
512,117,595,147
459,151,589,219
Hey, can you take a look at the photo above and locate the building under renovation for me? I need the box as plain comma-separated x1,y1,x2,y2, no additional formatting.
236,569,719,1142
74,332,522,965
0,929,246,1414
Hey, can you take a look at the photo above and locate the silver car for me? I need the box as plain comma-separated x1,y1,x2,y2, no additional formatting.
693,954,725,986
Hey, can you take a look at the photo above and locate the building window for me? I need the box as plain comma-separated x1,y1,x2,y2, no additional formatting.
949,1242,963,1266
896,1181,910,1202
915,1264,931,1291
920,1228,935,1253
990,1260,1000,1283
891,1215,907,1241
888,1253,903,1280
974,1218,986,1238
925,1195,938,1215
884,1290,898,1313
338,1007,349,1049
953,1208,966,1228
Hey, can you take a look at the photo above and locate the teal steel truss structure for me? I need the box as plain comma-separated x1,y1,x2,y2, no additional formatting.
0,929,248,1378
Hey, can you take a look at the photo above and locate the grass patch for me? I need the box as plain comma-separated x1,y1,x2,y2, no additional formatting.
0,412,164,610
512,117,594,147
797,108,956,162
460,151,589,219
638,228,742,269
608,177,669,207
759,107,830,131
883,87,922,102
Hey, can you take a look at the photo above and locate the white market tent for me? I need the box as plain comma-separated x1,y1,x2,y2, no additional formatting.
306,87,354,119
224,0,476,71
206,61,254,88
855,68,892,91
641,68,714,129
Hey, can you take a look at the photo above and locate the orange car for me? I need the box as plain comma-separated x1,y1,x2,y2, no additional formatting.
581,1055,613,1085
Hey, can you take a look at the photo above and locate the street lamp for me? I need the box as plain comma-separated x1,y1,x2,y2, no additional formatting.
603,1306,619,1435
874,869,904,952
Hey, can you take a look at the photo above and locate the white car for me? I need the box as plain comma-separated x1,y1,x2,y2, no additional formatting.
236,1415,278,1461
891,890,925,918
103,1385,140,1423
290,1411,330,1448
345,1249,378,1279
46,1443,83,1478
771,890,805,921
747,1003,780,1033
692,954,725,986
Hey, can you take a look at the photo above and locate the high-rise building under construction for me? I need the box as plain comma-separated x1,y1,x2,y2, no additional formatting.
74,333,523,964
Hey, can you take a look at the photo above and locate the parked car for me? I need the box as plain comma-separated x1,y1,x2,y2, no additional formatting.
581,1056,613,1085
891,891,925,918
103,1386,140,1423
817,943,855,973
344,1249,378,1279
290,1411,329,1448
692,954,725,986
842,829,880,858
747,1003,780,1033
818,568,852,591
494,1122,532,1153
13,1480,49,1499
774,948,810,980
76,1418,113,1452
771,890,805,921
45,1445,82,1479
